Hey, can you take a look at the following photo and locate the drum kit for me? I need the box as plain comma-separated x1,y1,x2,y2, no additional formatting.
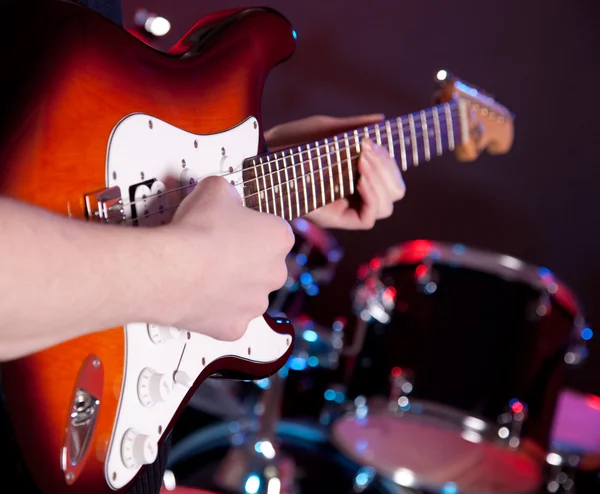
164,220,598,494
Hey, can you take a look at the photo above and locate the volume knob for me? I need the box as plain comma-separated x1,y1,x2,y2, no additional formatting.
147,324,183,344
121,429,158,469
138,368,172,407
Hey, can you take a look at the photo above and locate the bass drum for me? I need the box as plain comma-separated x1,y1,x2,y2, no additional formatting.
337,240,589,494
167,419,408,494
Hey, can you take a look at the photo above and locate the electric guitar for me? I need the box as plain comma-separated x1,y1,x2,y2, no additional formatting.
0,1,514,493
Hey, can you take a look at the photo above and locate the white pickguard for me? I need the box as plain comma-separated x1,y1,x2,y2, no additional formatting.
102,114,291,490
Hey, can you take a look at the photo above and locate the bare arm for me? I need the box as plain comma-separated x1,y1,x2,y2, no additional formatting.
0,195,172,360
0,176,293,361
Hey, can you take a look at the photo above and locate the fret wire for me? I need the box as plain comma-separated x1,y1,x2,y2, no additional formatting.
344,132,355,195
432,107,442,156
374,123,382,146
288,148,301,219
385,120,394,159
444,103,455,151
266,155,279,217
364,126,370,140
397,117,408,171
408,114,419,166
273,152,285,218
324,138,335,202
353,130,360,153
259,157,270,214
420,110,431,162
251,159,263,212
276,152,292,220
297,146,310,215
333,135,344,199
315,141,327,207
305,144,318,211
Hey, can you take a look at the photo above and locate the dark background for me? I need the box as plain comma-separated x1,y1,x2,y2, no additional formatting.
122,0,600,394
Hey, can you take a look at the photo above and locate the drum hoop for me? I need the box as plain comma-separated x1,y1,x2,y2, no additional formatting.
331,397,543,494
381,240,583,319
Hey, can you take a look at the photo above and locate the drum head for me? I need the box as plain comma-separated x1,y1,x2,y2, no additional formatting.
332,399,543,494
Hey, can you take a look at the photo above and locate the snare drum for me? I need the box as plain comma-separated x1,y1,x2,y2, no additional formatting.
337,240,589,493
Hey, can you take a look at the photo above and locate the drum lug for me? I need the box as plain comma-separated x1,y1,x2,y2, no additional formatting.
414,261,439,295
565,315,592,366
497,399,528,448
528,291,553,320
353,278,395,324
388,367,414,413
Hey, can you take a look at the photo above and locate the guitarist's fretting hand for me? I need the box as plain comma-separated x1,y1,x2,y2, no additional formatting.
265,114,406,229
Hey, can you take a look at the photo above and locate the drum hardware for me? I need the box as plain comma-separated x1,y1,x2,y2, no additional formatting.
336,239,592,494
496,400,528,449
204,317,347,494
388,367,415,414
167,419,407,494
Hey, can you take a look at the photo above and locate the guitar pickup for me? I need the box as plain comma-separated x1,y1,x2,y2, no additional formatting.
84,186,126,224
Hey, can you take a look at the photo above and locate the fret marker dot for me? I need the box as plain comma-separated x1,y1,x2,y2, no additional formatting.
290,182,295,189
335,185,339,193
429,130,434,137
260,191,265,199
405,138,411,146
275,186,279,194
307,176,311,183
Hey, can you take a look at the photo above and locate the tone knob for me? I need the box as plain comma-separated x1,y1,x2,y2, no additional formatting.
138,368,172,407
147,324,183,344
121,429,158,469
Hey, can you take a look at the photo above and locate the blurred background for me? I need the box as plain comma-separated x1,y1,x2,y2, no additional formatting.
116,1,600,492
122,0,600,394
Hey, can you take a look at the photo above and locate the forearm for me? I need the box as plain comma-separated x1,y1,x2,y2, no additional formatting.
0,196,171,361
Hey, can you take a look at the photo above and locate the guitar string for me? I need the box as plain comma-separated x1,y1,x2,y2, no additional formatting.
114,109,459,212
115,121,451,222
117,122,452,226
118,105,458,209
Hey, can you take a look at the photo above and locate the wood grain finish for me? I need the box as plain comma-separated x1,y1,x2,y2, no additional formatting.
0,1,296,492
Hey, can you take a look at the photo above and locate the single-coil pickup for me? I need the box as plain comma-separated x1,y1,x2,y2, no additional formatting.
129,179,175,227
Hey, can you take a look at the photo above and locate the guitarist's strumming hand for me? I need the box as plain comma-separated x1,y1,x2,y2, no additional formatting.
265,114,406,230
165,176,295,341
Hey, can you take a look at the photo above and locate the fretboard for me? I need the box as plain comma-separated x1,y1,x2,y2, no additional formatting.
242,100,466,221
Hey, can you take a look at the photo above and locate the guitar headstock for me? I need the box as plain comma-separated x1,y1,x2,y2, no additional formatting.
434,70,515,162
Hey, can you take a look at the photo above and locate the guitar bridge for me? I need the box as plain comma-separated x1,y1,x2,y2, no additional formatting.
84,186,126,224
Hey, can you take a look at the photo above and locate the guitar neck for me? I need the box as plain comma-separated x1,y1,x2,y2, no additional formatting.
243,99,468,221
